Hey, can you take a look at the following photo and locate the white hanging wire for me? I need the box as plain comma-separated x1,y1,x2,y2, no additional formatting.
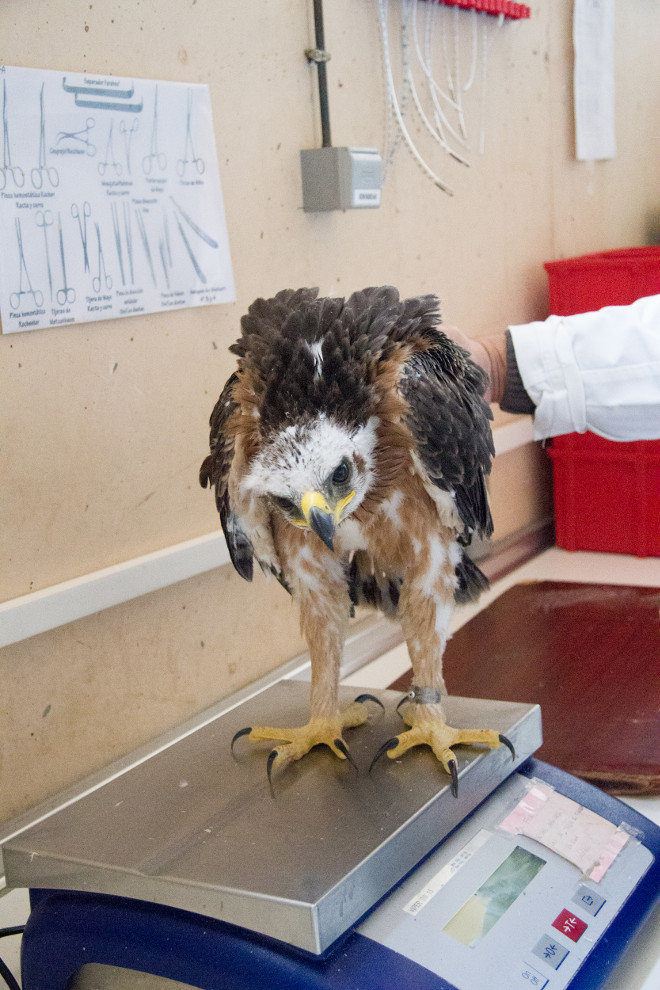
378,0,410,178
377,1,505,192
402,0,469,165
453,5,468,141
402,0,458,158
411,0,471,162
478,11,505,154
463,8,479,92
377,0,454,195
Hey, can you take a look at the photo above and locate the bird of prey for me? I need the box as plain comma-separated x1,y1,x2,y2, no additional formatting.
200,287,513,793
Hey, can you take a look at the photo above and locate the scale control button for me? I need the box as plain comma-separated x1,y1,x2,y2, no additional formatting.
532,934,569,970
552,909,588,942
573,885,606,917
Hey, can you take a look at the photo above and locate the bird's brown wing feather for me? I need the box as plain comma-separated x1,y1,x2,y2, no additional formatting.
399,339,495,540
199,373,255,582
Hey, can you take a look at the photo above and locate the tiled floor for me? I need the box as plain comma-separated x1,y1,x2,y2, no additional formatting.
1,547,658,987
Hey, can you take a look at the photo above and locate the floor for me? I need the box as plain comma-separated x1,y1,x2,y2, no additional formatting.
0,547,658,988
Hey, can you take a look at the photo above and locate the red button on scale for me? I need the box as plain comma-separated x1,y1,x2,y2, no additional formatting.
552,909,588,942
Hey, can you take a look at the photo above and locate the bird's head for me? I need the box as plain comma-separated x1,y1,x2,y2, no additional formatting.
242,416,379,551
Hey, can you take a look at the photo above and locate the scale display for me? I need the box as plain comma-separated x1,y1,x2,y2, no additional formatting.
442,845,546,947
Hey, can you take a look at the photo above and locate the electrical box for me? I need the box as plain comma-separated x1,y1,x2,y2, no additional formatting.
300,147,382,212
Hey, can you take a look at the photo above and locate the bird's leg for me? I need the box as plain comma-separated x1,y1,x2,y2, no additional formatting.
232,545,380,780
371,544,514,793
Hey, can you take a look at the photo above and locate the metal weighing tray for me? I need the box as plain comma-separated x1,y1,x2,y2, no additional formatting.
3,682,542,954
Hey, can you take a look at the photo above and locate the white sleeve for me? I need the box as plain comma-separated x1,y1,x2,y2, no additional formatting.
508,294,660,442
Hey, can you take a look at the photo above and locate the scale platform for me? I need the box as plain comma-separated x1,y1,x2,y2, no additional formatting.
3,682,542,954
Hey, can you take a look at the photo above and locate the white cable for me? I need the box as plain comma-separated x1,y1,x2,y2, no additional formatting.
441,2,455,99
377,0,403,178
411,0,471,156
413,0,461,112
453,6,468,141
463,8,478,92
377,0,454,195
407,0,470,165
479,15,488,154
479,11,504,154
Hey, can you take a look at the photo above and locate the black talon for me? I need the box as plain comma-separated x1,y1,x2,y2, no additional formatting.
334,738,358,772
369,737,400,774
448,758,459,798
395,695,409,717
354,693,385,711
266,748,279,787
231,726,252,753
498,733,516,762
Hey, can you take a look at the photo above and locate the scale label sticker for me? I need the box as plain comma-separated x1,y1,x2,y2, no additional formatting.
0,64,235,334
403,829,491,917
499,781,630,882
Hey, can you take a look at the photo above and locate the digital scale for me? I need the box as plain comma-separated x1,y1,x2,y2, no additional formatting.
2,681,659,990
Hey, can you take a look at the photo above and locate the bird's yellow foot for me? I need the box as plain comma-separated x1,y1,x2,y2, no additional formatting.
231,693,383,783
370,720,515,796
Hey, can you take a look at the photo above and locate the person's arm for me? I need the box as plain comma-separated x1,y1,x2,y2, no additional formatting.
508,294,660,441
445,294,660,442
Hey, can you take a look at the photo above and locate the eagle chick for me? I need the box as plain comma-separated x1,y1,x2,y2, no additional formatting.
200,287,513,791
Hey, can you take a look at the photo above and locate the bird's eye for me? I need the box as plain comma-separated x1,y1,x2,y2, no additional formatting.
272,495,298,515
332,460,350,486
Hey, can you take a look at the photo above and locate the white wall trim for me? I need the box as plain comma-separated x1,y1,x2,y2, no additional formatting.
0,532,230,649
0,419,535,648
492,416,535,456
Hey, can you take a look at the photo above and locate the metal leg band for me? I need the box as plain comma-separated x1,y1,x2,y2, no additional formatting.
405,685,442,705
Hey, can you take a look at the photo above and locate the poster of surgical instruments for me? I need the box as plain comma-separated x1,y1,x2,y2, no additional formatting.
0,65,235,334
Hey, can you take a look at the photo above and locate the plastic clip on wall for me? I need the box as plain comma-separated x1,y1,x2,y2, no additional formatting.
423,1,531,20
544,247,660,558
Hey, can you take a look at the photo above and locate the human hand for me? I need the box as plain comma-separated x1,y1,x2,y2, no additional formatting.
441,325,506,405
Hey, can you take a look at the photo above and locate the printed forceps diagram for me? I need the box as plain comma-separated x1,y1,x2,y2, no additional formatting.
10,217,44,310
93,222,112,293
135,208,156,286
57,117,96,155
120,119,138,175
142,86,167,174
56,212,76,305
1,76,25,190
35,208,54,301
98,120,122,176
122,201,135,285
177,89,205,177
31,83,60,189
72,201,92,272
111,202,126,286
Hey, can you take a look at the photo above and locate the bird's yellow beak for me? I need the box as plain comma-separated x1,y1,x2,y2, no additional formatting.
300,490,355,552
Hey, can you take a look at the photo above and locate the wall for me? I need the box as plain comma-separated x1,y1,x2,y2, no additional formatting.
1,0,658,823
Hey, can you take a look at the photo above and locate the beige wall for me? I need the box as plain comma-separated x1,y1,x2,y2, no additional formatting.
1,0,658,823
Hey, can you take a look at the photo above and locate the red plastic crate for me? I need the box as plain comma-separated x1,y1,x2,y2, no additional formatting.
544,247,660,557
548,434,660,557
544,247,660,315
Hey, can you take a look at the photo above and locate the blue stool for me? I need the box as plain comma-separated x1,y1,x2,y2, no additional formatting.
21,888,445,990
